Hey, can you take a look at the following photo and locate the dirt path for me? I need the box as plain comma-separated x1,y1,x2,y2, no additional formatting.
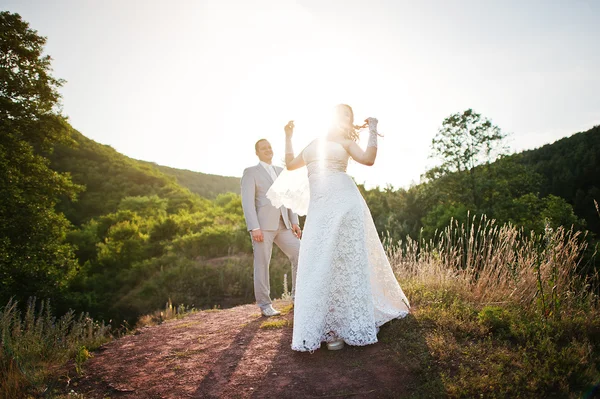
74,300,424,398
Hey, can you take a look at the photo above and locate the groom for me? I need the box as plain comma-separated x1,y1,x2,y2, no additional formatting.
241,139,301,317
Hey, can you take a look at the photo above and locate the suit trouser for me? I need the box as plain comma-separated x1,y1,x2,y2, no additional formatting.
252,218,300,310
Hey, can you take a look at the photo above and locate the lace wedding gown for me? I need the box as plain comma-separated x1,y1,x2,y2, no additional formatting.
268,138,410,352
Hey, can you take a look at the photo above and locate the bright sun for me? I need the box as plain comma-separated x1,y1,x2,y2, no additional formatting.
204,3,382,174
221,53,353,159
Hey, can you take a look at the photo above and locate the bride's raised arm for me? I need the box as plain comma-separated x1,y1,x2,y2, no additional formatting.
284,120,306,170
343,117,380,167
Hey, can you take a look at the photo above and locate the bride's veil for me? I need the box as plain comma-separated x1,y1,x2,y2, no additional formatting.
266,165,310,216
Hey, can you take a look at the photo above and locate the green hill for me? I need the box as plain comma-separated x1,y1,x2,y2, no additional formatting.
44,128,253,322
49,129,234,226
517,125,600,234
140,161,240,199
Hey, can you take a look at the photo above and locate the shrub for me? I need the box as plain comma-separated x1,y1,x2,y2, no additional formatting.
477,306,511,337
0,298,111,396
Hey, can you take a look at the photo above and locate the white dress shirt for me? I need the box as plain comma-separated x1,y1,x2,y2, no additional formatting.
260,161,278,181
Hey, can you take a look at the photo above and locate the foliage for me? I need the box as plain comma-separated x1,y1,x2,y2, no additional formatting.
0,297,111,397
42,126,259,323
428,109,507,211
141,161,241,199
383,219,600,397
0,11,63,122
430,108,507,175
62,190,256,322
100,252,293,323
135,298,197,329
389,216,596,314
363,120,598,245
384,291,600,398
74,345,92,376
0,12,81,307
477,306,512,336
49,129,209,226
517,124,600,234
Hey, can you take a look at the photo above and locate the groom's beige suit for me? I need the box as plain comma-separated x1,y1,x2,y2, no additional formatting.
241,162,300,310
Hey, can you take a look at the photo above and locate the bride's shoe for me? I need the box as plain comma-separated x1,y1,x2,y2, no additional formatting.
327,338,344,351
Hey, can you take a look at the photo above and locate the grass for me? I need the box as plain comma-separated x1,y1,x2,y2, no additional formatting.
173,321,201,329
116,252,294,323
390,288,600,397
0,297,112,398
3,214,599,398
384,216,600,398
135,299,197,328
277,303,294,316
260,319,291,329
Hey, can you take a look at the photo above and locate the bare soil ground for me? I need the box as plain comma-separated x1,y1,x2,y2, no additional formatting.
72,300,426,399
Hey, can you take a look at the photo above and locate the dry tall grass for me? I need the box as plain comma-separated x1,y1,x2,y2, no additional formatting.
384,215,599,396
388,215,598,317
0,298,111,397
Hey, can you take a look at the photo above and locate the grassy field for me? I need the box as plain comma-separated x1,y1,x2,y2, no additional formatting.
1,218,599,397
382,217,600,397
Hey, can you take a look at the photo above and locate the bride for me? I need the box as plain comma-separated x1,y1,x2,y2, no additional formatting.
267,104,410,352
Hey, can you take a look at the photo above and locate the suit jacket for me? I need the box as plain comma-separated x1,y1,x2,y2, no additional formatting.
241,163,299,231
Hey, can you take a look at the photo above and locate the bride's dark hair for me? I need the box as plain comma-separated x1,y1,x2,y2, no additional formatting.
337,104,363,142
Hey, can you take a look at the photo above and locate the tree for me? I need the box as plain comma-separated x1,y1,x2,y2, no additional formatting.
428,109,508,210
0,12,80,306
430,109,507,174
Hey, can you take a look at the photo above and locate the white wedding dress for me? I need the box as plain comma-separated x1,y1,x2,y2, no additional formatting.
267,138,410,352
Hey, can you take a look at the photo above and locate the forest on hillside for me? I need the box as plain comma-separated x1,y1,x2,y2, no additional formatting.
141,161,241,200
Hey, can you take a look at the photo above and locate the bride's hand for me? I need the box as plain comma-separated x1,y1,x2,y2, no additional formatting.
365,117,382,136
284,120,295,138
364,117,378,127
357,117,377,130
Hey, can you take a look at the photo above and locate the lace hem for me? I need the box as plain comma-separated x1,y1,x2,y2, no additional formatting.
291,310,409,352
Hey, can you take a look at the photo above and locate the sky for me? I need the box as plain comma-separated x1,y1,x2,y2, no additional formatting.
3,0,600,188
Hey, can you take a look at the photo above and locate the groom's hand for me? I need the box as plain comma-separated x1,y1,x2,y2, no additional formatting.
292,224,302,239
251,229,264,242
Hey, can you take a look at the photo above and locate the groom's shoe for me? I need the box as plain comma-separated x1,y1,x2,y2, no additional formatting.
261,305,281,317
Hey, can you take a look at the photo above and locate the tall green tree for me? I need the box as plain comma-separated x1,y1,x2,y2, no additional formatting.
430,109,507,174
0,12,80,305
428,109,508,210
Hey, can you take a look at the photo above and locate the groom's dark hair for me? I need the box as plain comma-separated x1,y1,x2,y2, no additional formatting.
255,138,268,152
